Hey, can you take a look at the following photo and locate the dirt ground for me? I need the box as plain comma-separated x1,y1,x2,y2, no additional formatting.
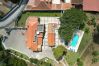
82,43,99,66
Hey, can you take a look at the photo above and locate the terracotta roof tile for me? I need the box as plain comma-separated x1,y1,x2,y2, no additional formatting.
48,23,55,47
83,0,99,11
26,16,44,51
48,33,55,47
25,0,72,10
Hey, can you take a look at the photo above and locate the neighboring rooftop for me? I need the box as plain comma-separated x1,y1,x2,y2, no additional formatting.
25,0,72,11
83,0,99,12
71,0,83,4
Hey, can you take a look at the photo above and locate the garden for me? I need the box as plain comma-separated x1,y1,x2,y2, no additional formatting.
57,8,93,66
17,11,61,27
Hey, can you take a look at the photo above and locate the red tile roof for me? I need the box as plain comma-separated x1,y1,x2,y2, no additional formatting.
48,23,55,47
26,17,44,51
48,33,55,47
25,0,72,10
83,0,99,11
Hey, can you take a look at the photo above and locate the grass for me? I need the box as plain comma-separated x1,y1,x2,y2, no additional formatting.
17,12,61,27
10,49,30,60
41,57,53,64
78,26,92,55
64,31,92,66
65,50,80,66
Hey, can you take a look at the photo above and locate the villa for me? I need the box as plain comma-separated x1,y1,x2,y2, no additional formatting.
26,17,44,51
25,17,58,51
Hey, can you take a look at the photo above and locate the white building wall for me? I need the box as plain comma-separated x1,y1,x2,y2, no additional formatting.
64,0,71,3
52,0,60,4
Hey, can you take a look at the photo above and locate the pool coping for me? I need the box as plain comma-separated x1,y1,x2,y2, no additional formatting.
67,30,84,52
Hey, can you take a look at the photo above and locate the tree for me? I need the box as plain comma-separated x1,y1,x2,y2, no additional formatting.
0,50,27,66
53,45,67,60
59,8,87,42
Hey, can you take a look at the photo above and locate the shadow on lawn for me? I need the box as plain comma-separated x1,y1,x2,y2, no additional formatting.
93,33,99,44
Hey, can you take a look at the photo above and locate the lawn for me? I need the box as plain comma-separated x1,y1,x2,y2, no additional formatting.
78,25,93,55
17,12,61,27
65,50,80,66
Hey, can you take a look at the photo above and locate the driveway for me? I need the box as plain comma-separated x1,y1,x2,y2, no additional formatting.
2,30,56,61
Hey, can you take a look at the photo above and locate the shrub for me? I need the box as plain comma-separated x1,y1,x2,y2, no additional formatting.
92,51,99,56
92,58,98,63
91,17,96,27
53,45,67,60
77,58,83,66
85,27,90,33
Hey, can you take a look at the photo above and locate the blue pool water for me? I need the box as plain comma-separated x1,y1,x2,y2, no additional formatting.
70,34,79,47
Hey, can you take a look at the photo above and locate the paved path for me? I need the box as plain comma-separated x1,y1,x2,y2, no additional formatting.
0,0,28,28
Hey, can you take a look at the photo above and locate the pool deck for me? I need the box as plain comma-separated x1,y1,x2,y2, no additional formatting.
68,30,84,52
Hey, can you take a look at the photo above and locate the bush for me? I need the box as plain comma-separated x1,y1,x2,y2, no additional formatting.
92,58,98,63
85,27,90,33
91,17,96,27
92,51,99,56
77,58,83,66
53,45,67,60
79,23,85,30
30,58,38,64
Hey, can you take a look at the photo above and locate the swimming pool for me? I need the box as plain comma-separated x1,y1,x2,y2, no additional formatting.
70,34,79,47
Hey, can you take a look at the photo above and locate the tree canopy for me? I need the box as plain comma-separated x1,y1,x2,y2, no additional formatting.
59,8,87,42
0,50,27,66
53,45,67,60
